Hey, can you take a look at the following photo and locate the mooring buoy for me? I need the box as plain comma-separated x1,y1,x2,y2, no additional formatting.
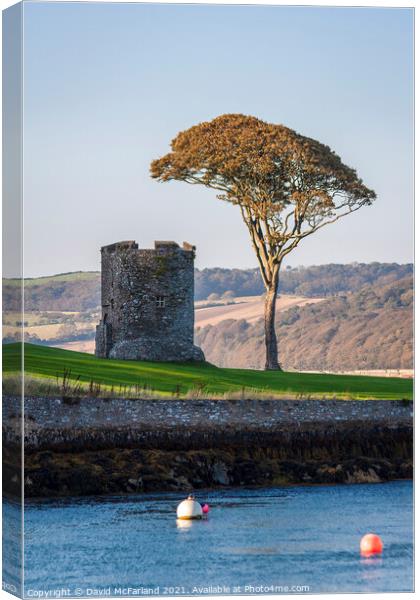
176,495,203,520
360,533,383,556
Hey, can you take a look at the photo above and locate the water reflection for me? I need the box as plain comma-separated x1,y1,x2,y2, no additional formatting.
176,519,193,530
360,556,384,567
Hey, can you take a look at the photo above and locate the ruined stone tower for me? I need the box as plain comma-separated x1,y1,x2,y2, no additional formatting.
95,240,205,362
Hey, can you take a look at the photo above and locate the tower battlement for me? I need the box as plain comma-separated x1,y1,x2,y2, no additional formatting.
95,240,204,362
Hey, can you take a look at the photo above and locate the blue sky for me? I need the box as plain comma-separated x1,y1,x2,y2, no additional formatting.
21,2,413,277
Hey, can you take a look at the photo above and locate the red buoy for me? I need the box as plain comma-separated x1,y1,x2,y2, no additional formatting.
202,503,210,514
360,533,383,556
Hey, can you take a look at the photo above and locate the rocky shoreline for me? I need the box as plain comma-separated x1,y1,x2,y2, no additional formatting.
3,397,413,498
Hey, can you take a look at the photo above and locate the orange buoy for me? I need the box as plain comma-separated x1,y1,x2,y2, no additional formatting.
360,533,383,556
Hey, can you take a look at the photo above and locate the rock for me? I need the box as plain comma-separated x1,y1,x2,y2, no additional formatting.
212,461,230,485
127,477,142,491
346,467,381,484
315,464,345,483
15,417,412,498
174,476,191,489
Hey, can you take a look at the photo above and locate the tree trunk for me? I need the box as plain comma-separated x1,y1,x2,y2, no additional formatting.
264,269,281,371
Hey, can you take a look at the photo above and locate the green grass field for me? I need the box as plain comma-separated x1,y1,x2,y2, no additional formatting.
3,271,99,287
2,343,413,400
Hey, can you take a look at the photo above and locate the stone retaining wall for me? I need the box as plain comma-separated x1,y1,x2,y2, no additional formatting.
3,396,413,498
3,396,413,435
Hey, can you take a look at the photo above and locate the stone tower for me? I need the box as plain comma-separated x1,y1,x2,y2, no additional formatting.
95,240,205,362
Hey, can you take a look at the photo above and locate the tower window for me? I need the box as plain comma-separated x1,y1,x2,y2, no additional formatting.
156,296,166,308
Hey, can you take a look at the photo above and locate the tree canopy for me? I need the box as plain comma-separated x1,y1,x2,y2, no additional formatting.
151,114,376,277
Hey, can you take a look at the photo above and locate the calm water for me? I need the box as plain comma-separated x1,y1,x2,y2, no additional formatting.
19,481,413,595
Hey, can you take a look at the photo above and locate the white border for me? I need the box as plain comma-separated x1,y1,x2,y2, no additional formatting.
0,2,415,600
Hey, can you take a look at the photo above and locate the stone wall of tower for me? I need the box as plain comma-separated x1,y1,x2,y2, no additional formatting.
95,240,205,362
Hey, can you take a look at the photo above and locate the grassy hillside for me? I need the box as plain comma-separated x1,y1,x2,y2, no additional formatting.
4,271,98,287
3,343,413,399
3,271,101,312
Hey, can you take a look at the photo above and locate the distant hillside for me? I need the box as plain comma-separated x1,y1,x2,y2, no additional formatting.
195,262,412,299
195,277,413,371
3,267,413,372
3,262,412,310
3,272,101,311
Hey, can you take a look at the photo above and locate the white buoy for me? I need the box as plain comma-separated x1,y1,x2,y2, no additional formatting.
176,495,203,520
